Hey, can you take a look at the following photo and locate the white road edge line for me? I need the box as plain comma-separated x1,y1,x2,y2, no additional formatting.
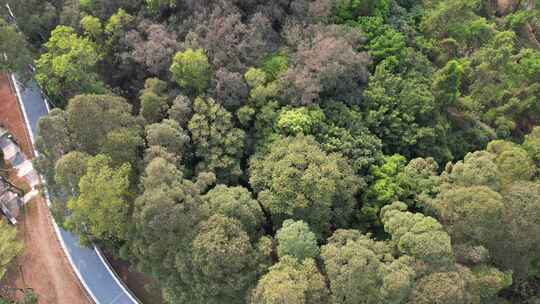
11,74,100,304
94,247,141,304
10,75,35,147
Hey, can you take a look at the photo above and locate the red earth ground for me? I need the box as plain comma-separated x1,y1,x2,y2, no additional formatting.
0,74,90,304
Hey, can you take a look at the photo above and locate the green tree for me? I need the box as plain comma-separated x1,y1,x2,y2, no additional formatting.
362,57,446,160
276,107,325,136
190,215,259,304
366,27,406,63
131,157,210,303
80,15,102,40
261,53,288,81
202,185,264,240
472,265,512,302
188,97,245,183
99,127,143,168
145,119,190,158
250,135,362,238
487,142,536,184
250,256,330,304
66,94,139,155
444,151,502,191
523,126,540,166
427,186,504,248
104,9,134,36
0,220,23,280
139,78,169,123
35,108,74,190
316,103,383,175
411,268,480,304
495,181,540,281
362,154,408,226
36,26,107,105
54,151,90,197
381,202,454,267
0,0,57,47
276,220,319,261
433,60,463,107
66,154,131,244
0,19,32,76
321,229,414,304
170,48,211,95
334,0,391,22
421,0,491,52
145,0,177,12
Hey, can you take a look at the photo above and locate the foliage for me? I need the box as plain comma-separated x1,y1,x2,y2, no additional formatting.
276,220,319,261
250,256,329,304
381,202,454,267
28,1,540,303
321,229,414,304
66,94,140,155
261,53,289,81
362,154,408,225
145,119,189,160
250,135,362,238
80,15,102,39
276,106,324,136
170,48,211,95
188,97,245,183
0,19,32,76
129,157,212,302
66,154,131,245
0,220,23,280
36,26,106,106
190,215,259,304
139,78,169,123
202,185,264,240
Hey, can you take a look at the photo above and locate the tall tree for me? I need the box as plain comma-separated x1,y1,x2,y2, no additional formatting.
202,185,264,240
145,119,190,159
170,48,211,95
139,78,169,123
190,215,259,304
130,157,211,302
321,229,414,304
250,256,330,304
65,154,132,245
188,97,245,183
249,135,362,237
36,26,107,105
66,94,139,155
276,219,319,261
0,19,32,76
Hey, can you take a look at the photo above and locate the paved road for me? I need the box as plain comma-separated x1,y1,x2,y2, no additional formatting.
13,75,140,304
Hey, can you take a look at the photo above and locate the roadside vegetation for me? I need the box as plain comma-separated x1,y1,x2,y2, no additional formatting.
1,0,539,303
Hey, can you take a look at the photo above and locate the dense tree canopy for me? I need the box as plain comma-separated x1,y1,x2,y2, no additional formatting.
0,19,32,76
25,0,540,303
36,26,107,105
250,135,362,238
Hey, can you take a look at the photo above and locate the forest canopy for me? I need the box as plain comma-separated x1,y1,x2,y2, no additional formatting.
2,0,539,303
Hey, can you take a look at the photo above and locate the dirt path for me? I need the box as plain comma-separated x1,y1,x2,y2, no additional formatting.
10,197,91,304
0,74,90,304
0,75,33,157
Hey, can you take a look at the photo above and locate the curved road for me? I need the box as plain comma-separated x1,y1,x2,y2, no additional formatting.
12,75,140,304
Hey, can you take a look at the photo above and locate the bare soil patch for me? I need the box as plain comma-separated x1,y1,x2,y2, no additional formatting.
3,197,91,304
0,75,33,158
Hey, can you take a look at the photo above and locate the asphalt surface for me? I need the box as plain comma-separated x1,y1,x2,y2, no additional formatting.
14,76,140,304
